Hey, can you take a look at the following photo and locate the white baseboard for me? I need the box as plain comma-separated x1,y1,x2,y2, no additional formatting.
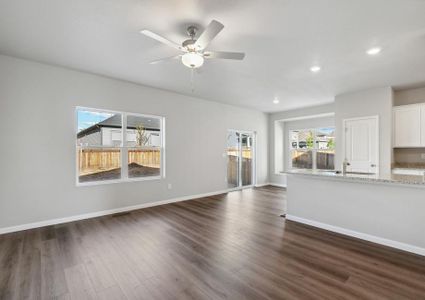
268,182,287,188
286,214,425,257
0,189,232,235
254,182,270,187
255,182,287,188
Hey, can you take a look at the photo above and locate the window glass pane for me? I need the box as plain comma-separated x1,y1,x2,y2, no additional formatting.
316,150,334,170
77,148,121,183
291,150,313,169
290,131,299,149
315,127,335,150
226,131,239,188
241,134,253,186
77,109,122,147
126,115,161,147
128,149,161,178
291,129,314,149
316,127,335,170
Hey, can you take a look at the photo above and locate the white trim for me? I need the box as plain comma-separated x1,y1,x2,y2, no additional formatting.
286,214,425,257
76,175,162,187
254,182,270,187
0,189,231,235
276,112,335,123
268,182,287,188
76,106,164,120
254,182,287,188
393,103,423,109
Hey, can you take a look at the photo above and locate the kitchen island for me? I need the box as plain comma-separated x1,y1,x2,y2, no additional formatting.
285,169,425,256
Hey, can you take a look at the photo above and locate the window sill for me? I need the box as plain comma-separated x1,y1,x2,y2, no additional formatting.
76,175,163,187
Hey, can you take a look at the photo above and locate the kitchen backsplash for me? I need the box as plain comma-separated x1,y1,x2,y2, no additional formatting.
393,148,425,168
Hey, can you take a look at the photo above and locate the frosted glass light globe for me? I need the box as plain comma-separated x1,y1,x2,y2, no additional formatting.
182,52,204,68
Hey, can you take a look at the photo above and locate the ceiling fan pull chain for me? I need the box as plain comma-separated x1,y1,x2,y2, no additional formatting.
191,68,195,93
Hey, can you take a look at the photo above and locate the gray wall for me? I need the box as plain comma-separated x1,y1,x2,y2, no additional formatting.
0,55,268,229
268,103,335,186
334,87,393,175
394,86,425,106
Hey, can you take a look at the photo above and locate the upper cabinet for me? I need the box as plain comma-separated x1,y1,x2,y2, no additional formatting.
422,106,425,147
393,104,424,147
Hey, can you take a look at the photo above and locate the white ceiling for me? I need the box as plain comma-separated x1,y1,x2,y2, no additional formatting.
1,0,425,112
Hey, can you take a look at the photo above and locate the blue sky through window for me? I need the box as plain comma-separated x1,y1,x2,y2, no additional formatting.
317,127,335,135
77,110,113,132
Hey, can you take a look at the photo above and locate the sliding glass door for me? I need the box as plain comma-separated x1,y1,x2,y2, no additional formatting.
226,130,255,188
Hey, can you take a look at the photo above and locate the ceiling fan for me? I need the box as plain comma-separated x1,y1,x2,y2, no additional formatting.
140,20,245,69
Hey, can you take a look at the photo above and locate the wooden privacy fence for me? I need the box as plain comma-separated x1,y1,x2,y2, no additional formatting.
227,147,252,159
291,150,334,169
317,151,334,169
78,148,160,175
227,155,252,186
128,149,160,168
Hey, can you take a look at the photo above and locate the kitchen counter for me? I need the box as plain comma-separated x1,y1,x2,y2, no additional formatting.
284,169,425,186
285,170,425,256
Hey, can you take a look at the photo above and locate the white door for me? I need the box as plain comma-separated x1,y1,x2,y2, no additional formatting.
343,117,379,174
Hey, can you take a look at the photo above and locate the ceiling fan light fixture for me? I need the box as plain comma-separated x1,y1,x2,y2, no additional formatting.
182,52,204,68
367,47,382,55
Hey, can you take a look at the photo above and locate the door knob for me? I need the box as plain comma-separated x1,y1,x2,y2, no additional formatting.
371,164,377,167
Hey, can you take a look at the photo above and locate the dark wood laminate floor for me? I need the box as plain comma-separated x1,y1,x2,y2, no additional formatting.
1,186,425,300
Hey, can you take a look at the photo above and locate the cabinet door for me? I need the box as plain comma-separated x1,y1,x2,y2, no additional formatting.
422,105,425,146
393,105,421,147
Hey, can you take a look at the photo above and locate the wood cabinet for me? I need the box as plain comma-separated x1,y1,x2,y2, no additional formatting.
393,104,423,147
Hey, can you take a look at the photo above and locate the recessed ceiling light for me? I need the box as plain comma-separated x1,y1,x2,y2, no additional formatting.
310,66,321,73
367,47,382,55
273,98,279,104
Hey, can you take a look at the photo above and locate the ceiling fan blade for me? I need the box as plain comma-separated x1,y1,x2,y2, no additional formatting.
203,51,245,60
140,30,184,51
194,20,224,50
149,55,180,65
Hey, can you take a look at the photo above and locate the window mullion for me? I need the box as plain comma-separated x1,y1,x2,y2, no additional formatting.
121,113,128,180
161,117,165,178
312,129,317,170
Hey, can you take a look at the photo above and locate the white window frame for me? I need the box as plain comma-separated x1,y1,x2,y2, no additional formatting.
75,106,165,187
288,127,335,171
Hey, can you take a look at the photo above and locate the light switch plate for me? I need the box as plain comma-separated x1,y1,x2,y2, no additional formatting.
421,153,425,160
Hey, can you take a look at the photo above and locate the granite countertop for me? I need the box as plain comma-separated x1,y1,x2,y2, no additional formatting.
284,169,425,186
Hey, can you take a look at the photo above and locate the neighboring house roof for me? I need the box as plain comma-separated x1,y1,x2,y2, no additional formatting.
77,114,160,139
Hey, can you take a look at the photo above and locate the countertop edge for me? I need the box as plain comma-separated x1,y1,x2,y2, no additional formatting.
284,171,425,188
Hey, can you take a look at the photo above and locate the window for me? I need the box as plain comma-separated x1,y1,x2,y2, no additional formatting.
289,127,335,170
76,107,164,185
